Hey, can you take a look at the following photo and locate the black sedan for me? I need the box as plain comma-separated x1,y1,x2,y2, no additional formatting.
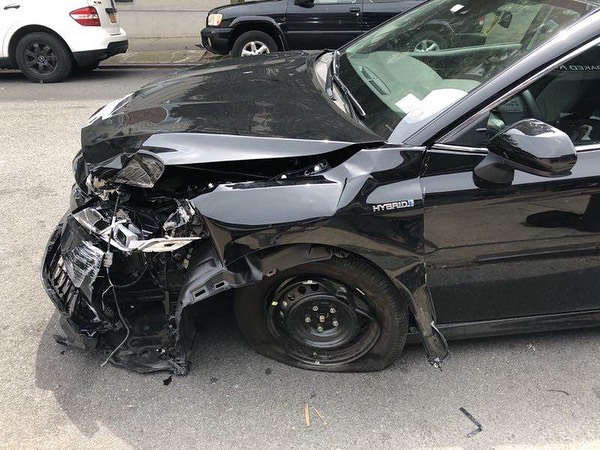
43,0,600,375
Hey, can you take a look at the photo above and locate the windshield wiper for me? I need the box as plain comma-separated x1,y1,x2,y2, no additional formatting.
327,50,367,119
325,50,337,99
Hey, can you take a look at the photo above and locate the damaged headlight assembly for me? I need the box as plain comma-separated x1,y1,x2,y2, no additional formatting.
107,153,165,189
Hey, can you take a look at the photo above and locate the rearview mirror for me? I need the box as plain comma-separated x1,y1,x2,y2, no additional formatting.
499,11,513,28
474,119,577,187
295,0,314,6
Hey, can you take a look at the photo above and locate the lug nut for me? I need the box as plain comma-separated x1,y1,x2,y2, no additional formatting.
317,326,324,333
330,307,336,314
332,320,339,327
282,301,288,308
312,305,319,312
305,316,311,323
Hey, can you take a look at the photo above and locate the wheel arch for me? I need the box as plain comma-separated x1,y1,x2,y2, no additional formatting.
250,242,420,322
252,243,416,297
7,25,72,68
229,17,288,51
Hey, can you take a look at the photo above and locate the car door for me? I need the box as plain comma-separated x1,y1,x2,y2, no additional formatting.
0,0,23,57
361,0,423,33
285,0,362,50
422,44,600,325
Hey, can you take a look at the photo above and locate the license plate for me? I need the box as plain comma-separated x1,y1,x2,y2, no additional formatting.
108,11,117,23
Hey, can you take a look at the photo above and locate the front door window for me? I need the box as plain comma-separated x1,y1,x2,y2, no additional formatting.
448,44,600,149
490,45,600,146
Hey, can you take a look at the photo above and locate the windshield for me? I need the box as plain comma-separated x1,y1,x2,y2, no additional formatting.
338,0,597,140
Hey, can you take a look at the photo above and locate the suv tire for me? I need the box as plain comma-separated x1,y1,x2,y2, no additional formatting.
409,30,448,53
15,32,72,83
231,30,278,57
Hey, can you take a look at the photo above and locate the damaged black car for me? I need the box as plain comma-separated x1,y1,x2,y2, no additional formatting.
43,0,600,375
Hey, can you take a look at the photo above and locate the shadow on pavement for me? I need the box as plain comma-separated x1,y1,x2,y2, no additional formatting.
0,68,181,103
34,299,600,448
0,68,178,85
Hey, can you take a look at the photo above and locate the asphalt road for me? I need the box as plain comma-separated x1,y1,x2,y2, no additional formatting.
1,68,600,450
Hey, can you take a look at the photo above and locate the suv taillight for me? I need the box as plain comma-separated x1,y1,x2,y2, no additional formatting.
70,7,101,26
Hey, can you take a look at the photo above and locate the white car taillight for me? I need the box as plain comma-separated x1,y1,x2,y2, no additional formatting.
70,7,101,27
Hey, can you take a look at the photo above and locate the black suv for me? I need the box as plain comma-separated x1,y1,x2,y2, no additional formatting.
201,0,425,57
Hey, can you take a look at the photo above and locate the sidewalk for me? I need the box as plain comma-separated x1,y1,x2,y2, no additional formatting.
100,37,221,67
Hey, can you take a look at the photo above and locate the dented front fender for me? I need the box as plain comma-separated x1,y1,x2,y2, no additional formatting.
184,146,449,366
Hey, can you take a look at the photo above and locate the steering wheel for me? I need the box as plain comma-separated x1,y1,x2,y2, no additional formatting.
489,89,543,133
520,89,542,119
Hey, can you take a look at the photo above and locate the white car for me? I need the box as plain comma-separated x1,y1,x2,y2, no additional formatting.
0,0,127,82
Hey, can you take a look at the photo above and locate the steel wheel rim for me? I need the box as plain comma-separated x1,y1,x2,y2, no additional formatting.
414,39,441,52
241,41,270,57
24,42,58,75
267,277,380,366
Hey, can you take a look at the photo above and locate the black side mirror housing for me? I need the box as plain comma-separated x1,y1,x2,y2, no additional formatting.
474,119,577,187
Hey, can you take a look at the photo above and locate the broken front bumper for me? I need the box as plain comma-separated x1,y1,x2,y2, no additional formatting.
41,196,247,375
42,223,101,350
41,201,194,374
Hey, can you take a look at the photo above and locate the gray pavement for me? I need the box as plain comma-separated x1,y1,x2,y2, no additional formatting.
1,68,600,450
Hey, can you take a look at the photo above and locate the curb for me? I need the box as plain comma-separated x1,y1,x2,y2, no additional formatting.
99,63,204,69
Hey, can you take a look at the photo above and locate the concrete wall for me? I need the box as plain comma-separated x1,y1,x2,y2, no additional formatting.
116,0,225,38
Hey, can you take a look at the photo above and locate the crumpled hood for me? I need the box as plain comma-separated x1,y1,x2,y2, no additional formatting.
81,52,382,166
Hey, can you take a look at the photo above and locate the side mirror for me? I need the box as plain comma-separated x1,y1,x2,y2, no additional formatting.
295,0,314,6
474,119,577,188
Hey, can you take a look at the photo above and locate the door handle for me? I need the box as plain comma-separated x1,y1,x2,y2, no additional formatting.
4,4,21,9
349,6,360,12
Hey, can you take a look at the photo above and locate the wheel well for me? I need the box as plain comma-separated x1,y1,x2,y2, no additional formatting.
248,243,420,335
252,243,416,316
8,25,72,67
229,22,284,51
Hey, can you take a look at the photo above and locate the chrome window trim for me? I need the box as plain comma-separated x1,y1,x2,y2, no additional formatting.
432,143,600,155
429,143,487,155
575,144,600,152
433,141,600,155
439,35,600,145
